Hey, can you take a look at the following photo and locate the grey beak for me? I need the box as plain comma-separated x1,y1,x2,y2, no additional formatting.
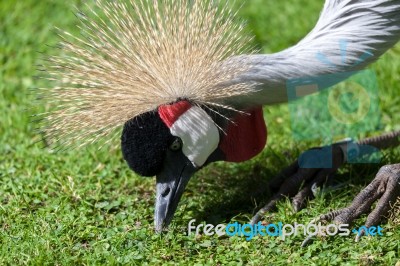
154,154,197,232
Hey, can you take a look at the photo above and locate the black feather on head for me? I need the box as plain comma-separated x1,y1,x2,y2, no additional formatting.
121,111,175,177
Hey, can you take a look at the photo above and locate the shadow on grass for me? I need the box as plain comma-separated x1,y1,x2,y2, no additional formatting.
185,161,279,225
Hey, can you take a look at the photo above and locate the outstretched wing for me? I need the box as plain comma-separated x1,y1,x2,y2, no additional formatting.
224,0,400,107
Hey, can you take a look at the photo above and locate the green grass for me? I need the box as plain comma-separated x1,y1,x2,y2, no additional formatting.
1,0,400,265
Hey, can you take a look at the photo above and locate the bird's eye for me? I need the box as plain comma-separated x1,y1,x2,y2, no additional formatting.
169,138,182,151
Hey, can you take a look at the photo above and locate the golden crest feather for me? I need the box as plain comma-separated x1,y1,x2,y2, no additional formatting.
38,0,256,147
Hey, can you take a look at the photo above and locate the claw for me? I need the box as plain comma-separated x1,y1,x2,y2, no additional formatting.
354,229,365,242
250,195,282,225
301,235,314,248
292,185,312,212
300,217,322,247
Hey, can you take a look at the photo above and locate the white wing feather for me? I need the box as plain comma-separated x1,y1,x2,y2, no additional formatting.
225,0,400,106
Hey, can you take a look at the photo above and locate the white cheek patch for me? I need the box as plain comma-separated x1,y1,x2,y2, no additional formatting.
170,106,219,167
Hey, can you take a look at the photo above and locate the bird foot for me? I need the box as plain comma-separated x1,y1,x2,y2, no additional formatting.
301,164,400,246
319,164,400,226
250,138,400,244
250,143,345,225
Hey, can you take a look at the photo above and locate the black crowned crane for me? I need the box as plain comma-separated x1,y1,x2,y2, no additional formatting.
38,0,400,235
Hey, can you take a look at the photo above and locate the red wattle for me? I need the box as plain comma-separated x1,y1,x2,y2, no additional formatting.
220,108,267,162
158,101,192,128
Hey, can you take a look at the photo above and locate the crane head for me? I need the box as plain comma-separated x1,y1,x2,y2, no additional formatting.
121,100,267,231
